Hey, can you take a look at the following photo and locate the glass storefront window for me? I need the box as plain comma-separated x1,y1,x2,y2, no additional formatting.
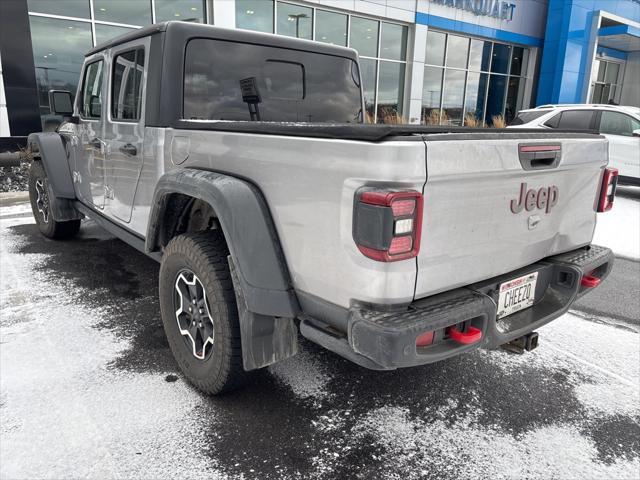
441,69,465,125
236,0,273,33
446,35,469,69
486,74,507,124
155,0,205,23
469,39,491,72
490,43,511,74
604,62,620,84
510,46,528,76
464,72,488,125
360,58,377,122
377,61,404,123
29,16,92,127
422,66,443,124
94,24,135,45
94,0,151,26
28,0,91,19
277,2,312,40
425,30,446,66
380,23,407,61
315,10,347,46
350,17,378,58
505,77,525,123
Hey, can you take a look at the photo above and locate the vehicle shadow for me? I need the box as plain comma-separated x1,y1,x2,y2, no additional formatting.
7,220,639,480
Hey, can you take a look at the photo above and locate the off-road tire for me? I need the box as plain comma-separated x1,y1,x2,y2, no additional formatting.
28,161,81,239
159,231,248,395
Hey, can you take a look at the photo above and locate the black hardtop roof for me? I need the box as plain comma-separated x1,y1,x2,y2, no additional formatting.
86,21,359,59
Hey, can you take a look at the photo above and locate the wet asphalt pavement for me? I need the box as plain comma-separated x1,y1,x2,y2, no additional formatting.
1,191,639,479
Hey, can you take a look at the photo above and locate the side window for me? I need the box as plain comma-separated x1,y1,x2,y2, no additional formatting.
112,48,145,121
544,113,561,129
546,110,595,130
600,111,640,137
81,60,104,119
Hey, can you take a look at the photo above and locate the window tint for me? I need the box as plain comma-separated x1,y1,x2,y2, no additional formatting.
508,110,547,126
184,39,362,123
112,49,145,121
490,43,511,74
600,111,640,136
546,110,594,130
81,60,104,118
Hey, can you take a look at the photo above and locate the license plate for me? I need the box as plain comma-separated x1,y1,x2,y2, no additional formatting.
497,272,538,319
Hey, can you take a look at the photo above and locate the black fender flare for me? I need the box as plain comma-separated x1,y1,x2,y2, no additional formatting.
146,168,300,319
27,132,75,199
27,132,83,222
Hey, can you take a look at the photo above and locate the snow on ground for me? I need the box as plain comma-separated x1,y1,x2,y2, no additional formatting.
1,202,639,480
592,195,640,260
0,216,225,480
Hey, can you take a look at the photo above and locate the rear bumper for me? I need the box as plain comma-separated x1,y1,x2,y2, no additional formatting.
301,244,614,370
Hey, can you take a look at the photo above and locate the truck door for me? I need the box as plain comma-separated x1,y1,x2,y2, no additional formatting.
76,57,106,209
103,40,147,224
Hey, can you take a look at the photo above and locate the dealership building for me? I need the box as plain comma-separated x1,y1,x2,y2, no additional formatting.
0,0,639,146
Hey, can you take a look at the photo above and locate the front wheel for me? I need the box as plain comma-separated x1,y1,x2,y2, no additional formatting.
28,161,81,239
159,231,248,395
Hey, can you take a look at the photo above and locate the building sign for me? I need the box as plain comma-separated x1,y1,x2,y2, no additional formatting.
429,0,517,22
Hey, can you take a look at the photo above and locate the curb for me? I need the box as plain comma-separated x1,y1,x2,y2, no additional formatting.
0,191,29,207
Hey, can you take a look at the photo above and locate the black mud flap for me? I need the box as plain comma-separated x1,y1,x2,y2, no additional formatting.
229,257,298,371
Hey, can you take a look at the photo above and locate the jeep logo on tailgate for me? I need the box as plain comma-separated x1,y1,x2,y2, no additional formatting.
510,183,558,214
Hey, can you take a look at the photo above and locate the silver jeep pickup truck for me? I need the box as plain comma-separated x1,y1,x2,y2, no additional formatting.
27,22,617,395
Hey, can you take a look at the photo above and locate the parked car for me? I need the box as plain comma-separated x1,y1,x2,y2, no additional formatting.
508,104,640,186
26,22,616,395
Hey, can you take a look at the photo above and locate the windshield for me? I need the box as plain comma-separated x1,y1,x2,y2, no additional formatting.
183,38,363,123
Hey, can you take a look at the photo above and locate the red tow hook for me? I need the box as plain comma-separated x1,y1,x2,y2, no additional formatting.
447,326,482,345
581,273,601,288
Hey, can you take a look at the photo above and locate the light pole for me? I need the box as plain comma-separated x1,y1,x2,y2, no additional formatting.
288,13,308,38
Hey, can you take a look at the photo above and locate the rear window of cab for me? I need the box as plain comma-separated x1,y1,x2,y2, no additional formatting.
183,38,363,123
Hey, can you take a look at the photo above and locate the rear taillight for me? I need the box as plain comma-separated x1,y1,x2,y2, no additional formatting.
353,189,423,262
597,167,618,212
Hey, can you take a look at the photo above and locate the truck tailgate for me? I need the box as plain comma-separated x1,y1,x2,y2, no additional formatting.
414,133,608,300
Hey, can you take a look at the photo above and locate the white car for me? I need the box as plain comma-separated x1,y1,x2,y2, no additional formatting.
509,104,640,185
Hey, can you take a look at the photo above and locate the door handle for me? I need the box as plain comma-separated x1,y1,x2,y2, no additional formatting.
119,143,137,156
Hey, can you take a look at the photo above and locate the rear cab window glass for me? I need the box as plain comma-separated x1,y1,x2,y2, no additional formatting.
599,111,640,136
81,60,104,119
183,39,363,123
545,110,595,130
112,48,145,121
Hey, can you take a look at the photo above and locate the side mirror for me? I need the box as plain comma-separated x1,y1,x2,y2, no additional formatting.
49,90,74,116
89,95,102,118
632,129,640,138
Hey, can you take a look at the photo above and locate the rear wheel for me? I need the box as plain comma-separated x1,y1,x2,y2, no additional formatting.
28,161,81,239
159,231,247,395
